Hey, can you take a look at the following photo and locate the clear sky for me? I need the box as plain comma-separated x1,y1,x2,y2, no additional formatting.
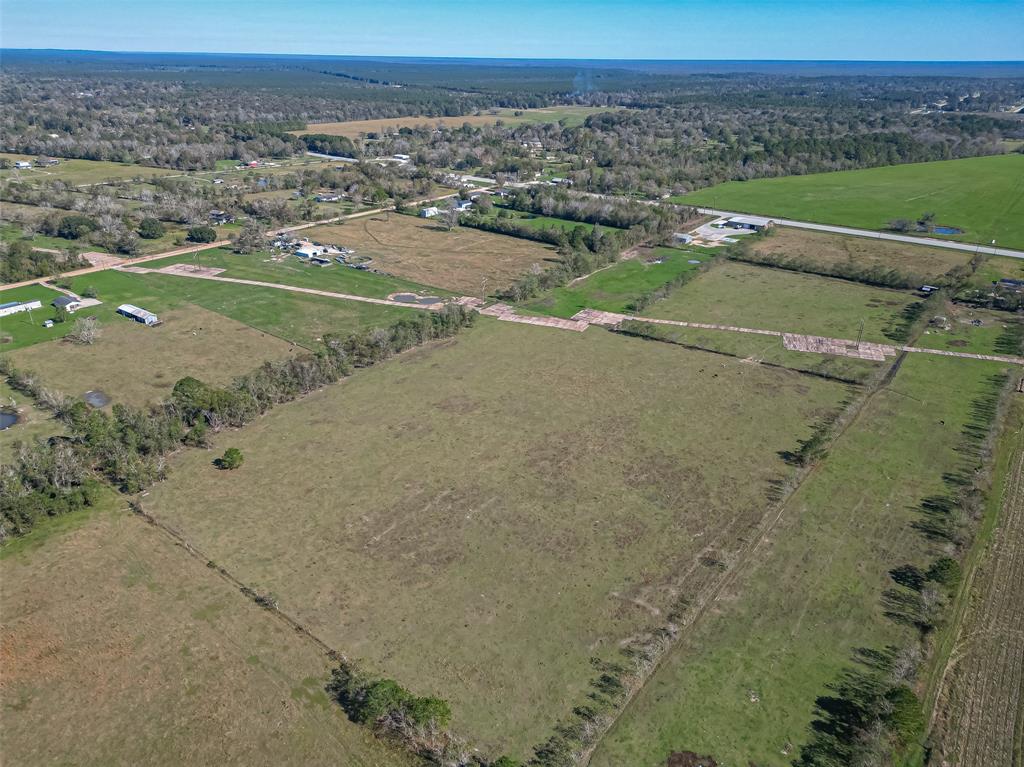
2,0,1022,61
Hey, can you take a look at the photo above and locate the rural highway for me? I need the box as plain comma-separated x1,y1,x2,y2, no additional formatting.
696,207,1024,260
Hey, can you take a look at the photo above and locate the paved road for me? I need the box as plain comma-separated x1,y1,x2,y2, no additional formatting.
697,208,1024,260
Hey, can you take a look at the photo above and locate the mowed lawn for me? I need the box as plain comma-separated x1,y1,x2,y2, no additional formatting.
678,154,1024,249
750,226,972,281
9,305,297,408
142,319,850,758
592,353,1016,766
0,499,411,767
304,214,559,294
646,261,922,344
524,246,715,318
0,269,415,352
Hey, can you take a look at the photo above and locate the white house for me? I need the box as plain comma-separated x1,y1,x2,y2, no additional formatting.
723,215,775,232
13,161,31,170
52,295,82,313
0,299,42,318
454,200,473,212
295,241,327,259
419,206,440,218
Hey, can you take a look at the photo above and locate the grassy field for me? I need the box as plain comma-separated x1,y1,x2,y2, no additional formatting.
141,319,849,758
0,380,65,463
144,246,440,299
749,226,973,281
0,152,179,185
677,154,1024,250
964,254,1024,288
2,269,414,352
524,246,715,318
646,261,922,344
294,106,615,138
0,497,411,767
0,284,84,350
9,305,298,408
303,213,559,294
591,353,1016,766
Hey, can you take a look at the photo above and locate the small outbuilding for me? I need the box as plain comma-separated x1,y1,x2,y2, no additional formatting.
672,232,694,245
117,303,160,326
14,161,31,170
419,206,440,218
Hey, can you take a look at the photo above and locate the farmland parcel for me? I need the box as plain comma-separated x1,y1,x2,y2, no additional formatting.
142,319,850,757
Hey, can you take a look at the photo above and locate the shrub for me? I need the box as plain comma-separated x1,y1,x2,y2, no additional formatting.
925,556,962,589
138,217,165,239
187,225,217,243
217,447,244,470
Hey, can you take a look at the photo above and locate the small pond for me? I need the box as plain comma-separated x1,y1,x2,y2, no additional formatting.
83,390,111,408
933,226,963,235
0,412,18,430
392,293,442,305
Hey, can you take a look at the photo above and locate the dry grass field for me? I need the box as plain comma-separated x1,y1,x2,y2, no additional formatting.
141,319,850,757
294,107,613,138
0,498,411,767
0,381,65,463
10,304,297,408
304,214,559,294
751,227,972,280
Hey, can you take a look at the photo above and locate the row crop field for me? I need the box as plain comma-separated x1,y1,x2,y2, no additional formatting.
677,154,1024,250
140,319,851,759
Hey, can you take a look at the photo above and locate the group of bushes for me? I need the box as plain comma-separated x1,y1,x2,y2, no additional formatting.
0,305,476,541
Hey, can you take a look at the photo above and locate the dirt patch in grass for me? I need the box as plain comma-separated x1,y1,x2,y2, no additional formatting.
9,304,297,408
304,214,559,294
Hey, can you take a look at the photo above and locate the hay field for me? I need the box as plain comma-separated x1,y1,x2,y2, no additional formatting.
140,319,849,757
647,260,922,344
304,214,559,294
9,305,297,408
0,152,178,185
0,499,410,767
295,106,613,138
592,353,1017,766
751,227,972,280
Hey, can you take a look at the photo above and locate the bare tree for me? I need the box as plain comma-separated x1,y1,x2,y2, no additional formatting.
66,315,102,345
441,200,460,232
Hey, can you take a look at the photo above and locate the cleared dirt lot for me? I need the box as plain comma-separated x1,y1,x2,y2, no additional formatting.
142,319,849,757
304,214,559,294
0,500,409,767
751,226,972,281
10,304,297,408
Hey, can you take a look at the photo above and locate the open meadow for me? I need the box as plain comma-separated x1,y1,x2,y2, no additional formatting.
749,226,973,282
294,106,615,138
646,260,923,344
0,497,411,767
0,380,65,463
678,154,1024,250
9,305,298,409
303,213,559,294
141,319,851,758
591,352,1018,766
0,152,179,186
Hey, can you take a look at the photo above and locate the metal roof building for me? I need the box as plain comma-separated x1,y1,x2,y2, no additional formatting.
116,303,160,326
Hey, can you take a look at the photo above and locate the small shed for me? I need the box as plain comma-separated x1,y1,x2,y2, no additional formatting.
419,207,440,218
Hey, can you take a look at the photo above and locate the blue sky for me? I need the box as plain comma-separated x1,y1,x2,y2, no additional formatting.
2,0,1022,60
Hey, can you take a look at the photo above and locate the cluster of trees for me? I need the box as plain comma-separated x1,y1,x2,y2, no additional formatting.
492,234,623,302
0,239,89,283
0,305,476,540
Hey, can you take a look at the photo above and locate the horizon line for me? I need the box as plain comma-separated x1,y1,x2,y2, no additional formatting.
4,47,1023,65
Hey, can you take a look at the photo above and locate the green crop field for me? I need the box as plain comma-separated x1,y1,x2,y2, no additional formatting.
591,352,1016,766
523,246,715,318
646,260,923,344
0,497,411,767
140,319,849,759
676,154,1024,250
